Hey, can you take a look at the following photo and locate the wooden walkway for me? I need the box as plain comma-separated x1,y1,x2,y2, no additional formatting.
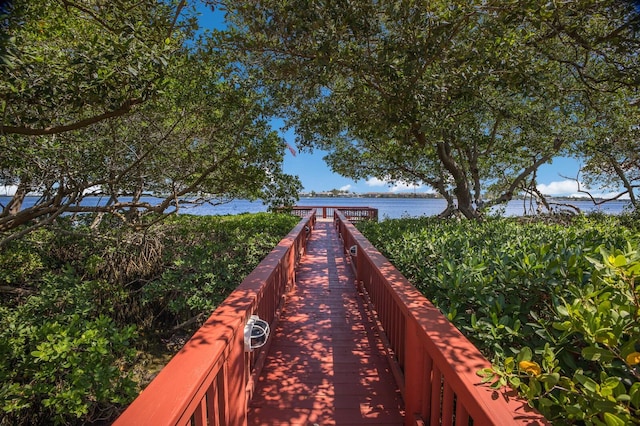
248,220,404,425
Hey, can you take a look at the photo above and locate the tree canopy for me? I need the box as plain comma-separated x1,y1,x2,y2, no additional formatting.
2,0,639,236
222,0,640,218
0,0,301,244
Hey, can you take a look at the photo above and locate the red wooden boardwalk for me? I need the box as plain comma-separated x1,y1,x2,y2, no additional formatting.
248,220,404,425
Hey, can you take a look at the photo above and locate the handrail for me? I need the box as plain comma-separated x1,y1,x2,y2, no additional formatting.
279,205,378,221
115,211,316,426
334,210,549,426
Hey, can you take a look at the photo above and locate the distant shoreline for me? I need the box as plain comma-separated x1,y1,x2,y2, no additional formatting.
0,195,629,204
0,195,630,218
299,192,629,203
299,192,442,199
2,193,631,203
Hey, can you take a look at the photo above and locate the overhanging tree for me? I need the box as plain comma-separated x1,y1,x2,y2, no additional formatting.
521,0,640,210
222,0,640,218
1,0,182,136
0,0,301,245
577,90,640,206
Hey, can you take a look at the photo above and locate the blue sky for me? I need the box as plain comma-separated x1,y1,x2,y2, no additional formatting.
280,135,592,196
281,142,629,200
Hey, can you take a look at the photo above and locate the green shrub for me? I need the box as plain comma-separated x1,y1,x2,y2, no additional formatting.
141,213,299,324
0,212,300,425
358,215,639,424
0,228,54,286
0,310,137,425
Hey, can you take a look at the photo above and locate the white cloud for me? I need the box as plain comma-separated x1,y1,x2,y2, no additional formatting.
0,185,105,197
389,182,423,193
365,177,425,193
82,185,103,195
537,180,630,199
365,177,387,187
339,184,352,192
0,185,18,196
537,180,580,196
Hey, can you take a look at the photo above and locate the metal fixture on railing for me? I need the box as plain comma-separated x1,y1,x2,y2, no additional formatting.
349,245,357,256
244,315,270,352
114,212,316,426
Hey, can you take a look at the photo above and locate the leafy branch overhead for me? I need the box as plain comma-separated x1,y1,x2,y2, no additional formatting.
0,0,301,244
1,0,179,135
223,0,640,218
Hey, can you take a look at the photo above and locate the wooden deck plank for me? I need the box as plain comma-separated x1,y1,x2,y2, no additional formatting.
248,221,404,426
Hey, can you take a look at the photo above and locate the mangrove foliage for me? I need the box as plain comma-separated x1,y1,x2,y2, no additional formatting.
358,213,640,424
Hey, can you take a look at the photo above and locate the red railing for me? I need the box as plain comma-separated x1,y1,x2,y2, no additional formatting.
283,205,378,222
115,211,316,426
334,210,549,426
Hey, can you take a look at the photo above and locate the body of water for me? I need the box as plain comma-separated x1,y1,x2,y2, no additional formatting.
1,196,630,220
279,197,629,219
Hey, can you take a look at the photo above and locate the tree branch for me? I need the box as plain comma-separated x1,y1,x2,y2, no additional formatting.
1,98,143,136
487,138,565,209
564,174,634,206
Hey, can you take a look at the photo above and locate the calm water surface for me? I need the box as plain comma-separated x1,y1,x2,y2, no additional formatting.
2,196,630,220
178,196,630,219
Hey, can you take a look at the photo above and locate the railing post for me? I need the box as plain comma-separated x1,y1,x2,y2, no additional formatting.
228,324,248,426
404,317,426,426
355,241,363,284
288,233,296,292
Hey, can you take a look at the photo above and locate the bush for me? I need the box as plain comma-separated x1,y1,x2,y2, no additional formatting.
0,309,137,425
0,212,299,425
358,215,639,424
141,213,299,325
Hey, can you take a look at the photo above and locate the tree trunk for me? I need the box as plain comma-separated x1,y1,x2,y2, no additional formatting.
412,128,479,219
608,153,637,206
3,179,29,216
435,140,478,219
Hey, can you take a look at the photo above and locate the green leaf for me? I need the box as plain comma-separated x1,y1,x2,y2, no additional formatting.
629,383,640,409
582,346,615,362
538,397,553,407
615,394,630,402
552,320,572,331
574,373,599,393
528,378,542,397
612,255,627,267
504,357,515,373
539,373,560,386
594,400,619,412
30,350,47,360
517,346,533,362
555,304,569,317
565,404,582,415
603,413,627,426
127,65,139,76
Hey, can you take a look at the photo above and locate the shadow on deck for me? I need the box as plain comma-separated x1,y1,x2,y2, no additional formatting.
115,210,548,426
248,221,404,425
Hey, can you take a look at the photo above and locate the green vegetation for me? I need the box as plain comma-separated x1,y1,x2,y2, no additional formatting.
3,1,640,423
0,213,299,425
358,214,640,424
225,0,640,217
1,0,301,246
